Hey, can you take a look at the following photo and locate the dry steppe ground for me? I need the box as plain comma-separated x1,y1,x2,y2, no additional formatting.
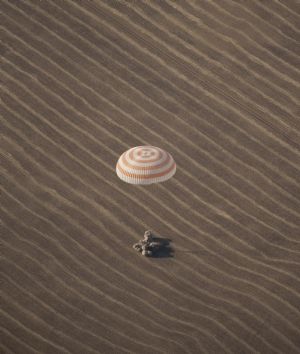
1,0,300,353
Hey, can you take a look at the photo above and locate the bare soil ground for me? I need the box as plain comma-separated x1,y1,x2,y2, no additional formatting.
1,0,300,353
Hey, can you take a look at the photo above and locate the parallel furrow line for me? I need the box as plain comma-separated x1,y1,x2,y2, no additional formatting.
4,56,300,243
251,0,300,33
1,260,164,354
2,269,118,354
134,0,299,118
1,154,298,352
8,0,300,151
3,0,300,351
2,138,300,310
0,188,251,354
1,156,247,349
275,0,300,18
2,51,300,252
1,236,144,353
0,186,221,344
1,207,281,354
5,40,300,222
273,0,300,20
2,6,297,185
0,167,296,352
223,0,299,42
3,29,300,212
1,203,237,353
0,211,214,354
3,82,300,294
183,0,300,89
74,0,300,145
52,0,300,157
145,0,300,107
3,43,300,234
0,289,110,354
205,0,299,58
0,326,40,354
3,94,300,302
91,0,300,81
1,218,199,354
0,344,15,354
2,119,300,334
0,307,71,354
188,0,300,80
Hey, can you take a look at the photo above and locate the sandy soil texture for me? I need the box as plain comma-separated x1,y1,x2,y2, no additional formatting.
1,0,300,353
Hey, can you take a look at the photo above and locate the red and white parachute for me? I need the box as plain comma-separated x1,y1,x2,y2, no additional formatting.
116,146,176,185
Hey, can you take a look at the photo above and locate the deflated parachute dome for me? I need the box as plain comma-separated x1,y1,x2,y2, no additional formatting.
116,146,176,185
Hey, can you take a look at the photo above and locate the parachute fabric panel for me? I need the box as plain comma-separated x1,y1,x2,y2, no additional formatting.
116,146,176,185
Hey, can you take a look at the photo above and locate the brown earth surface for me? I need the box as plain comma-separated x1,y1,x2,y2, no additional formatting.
1,0,300,353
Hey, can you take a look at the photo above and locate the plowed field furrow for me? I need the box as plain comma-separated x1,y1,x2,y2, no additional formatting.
2,3,300,172
3,101,300,308
2,0,300,353
221,0,300,43
64,1,300,148
5,3,297,148
1,153,296,354
3,22,300,204
133,0,299,108
108,0,300,125
2,60,300,243
192,0,300,62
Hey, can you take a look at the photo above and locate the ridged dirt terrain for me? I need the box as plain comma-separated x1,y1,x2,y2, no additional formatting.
1,0,300,353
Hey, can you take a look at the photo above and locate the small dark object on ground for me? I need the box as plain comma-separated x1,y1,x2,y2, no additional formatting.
133,231,173,257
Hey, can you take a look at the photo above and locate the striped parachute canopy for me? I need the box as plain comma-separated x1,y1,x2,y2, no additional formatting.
116,146,176,185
